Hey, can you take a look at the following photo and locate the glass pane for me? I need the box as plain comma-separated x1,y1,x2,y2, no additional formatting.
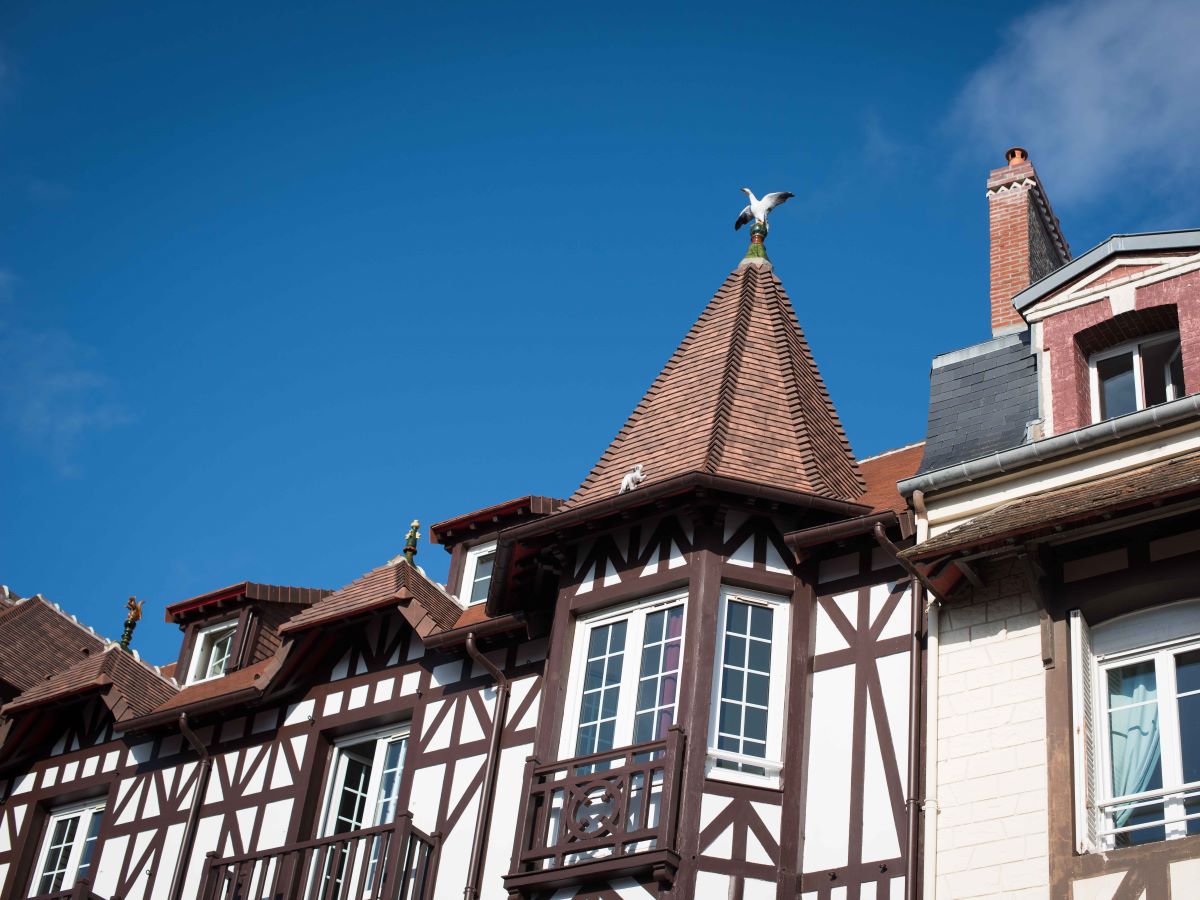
727,601,747,634
724,635,746,667
750,606,772,640
75,810,103,880
1169,346,1185,399
1112,799,1166,847
1107,661,1157,709
469,553,495,604
1107,662,1162,809
575,620,627,757
632,606,684,743
373,738,407,826
1140,337,1181,407
1097,352,1137,419
1176,649,1200,695
38,815,80,894
1178,693,1200,783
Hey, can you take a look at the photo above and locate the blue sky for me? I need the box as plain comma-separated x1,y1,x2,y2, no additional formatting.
3,0,1199,664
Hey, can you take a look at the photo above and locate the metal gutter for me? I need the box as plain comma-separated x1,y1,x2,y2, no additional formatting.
899,394,1200,497
462,633,510,900
1013,230,1200,313
783,511,899,552
421,613,526,649
168,713,213,900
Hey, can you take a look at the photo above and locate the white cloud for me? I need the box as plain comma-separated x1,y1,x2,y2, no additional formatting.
953,0,1200,206
0,275,132,476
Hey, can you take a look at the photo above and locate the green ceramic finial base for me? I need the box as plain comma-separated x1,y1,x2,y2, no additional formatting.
743,221,769,261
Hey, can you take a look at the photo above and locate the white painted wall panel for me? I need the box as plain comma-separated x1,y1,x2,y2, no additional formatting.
258,798,293,850
802,664,855,871
860,699,900,862
480,743,533,899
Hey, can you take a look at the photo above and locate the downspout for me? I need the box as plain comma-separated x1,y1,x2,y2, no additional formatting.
871,522,924,900
463,633,510,900
913,489,940,900
169,713,214,900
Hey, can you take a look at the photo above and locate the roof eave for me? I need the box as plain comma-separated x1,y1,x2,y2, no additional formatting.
1013,230,1200,313
900,394,1200,497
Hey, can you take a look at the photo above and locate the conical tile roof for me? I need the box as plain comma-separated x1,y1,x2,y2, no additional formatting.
566,257,864,509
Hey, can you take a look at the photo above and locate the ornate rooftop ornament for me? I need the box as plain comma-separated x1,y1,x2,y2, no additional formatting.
402,519,421,565
119,595,143,650
619,464,645,494
734,188,794,262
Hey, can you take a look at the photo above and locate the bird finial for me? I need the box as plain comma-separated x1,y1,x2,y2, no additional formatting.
733,188,795,264
119,596,143,651
402,520,421,565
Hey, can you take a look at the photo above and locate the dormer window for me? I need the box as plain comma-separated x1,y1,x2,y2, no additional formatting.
1090,332,1184,422
462,541,497,605
187,620,237,683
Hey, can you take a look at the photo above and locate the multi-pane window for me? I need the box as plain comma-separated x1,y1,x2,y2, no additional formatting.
186,620,237,684
1090,332,1184,422
462,541,497,606
564,592,687,758
321,726,410,836
708,588,789,786
32,801,104,895
1073,602,1200,851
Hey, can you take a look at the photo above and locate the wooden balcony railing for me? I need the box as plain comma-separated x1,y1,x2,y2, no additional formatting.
199,813,438,900
504,726,686,896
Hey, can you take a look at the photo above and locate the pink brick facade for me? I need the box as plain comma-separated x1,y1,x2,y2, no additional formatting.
1041,268,1200,434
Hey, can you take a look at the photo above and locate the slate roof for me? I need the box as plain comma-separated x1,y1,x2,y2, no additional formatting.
915,332,1039,475
3,644,178,721
566,258,864,509
0,597,108,694
905,449,1200,560
280,559,461,635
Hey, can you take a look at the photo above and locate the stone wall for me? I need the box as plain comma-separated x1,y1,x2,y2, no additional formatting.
934,557,1050,899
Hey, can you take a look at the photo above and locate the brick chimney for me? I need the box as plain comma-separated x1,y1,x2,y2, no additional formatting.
987,147,1070,335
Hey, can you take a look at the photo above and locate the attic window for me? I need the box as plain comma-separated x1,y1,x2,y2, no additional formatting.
1090,332,1184,422
462,541,497,606
187,620,237,684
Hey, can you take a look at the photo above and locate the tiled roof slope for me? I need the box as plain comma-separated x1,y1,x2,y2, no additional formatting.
0,597,107,694
916,331,1039,475
166,581,331,621
3,645,177,720
148,657,274,716
906,449,1200,560
280,559,461,635
567,259,864,509
858,443,924,514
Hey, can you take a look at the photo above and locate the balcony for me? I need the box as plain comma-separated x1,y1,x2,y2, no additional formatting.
199,813,437,900
504,727,686,897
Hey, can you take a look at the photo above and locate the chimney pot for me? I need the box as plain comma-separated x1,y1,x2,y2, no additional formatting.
1005,147,1028,165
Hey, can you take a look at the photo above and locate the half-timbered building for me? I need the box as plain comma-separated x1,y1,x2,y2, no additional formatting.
0,219,923,900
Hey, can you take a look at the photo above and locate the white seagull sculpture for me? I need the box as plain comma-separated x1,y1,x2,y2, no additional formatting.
734,188,795,231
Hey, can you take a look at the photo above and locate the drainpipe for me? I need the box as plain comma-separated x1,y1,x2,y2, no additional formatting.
871,522,924,900
463,633,510,900
169,713,214,900
912,489,940,900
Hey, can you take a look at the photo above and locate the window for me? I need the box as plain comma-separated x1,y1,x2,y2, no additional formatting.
32,800,104,895
561,591,687,758
1072,603,1200,851
707,587,789,787
461,541,497,606
320,726,410,837
186,620,237,684
1090,332,1184,422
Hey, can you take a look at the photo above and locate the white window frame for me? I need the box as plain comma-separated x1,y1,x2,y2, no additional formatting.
318,723,411,838
1083,600,1200,849
706,586,789,789
559,589,689,760
185,619,238,684
1088,330,1182,423
31,799,105,896
459,541,498,606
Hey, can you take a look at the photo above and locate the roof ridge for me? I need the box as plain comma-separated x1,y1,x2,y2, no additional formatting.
703,266,758,474
858,440,926,464
16,594,108,647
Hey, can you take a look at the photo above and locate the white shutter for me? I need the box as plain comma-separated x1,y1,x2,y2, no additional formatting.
1070,609,1099,853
